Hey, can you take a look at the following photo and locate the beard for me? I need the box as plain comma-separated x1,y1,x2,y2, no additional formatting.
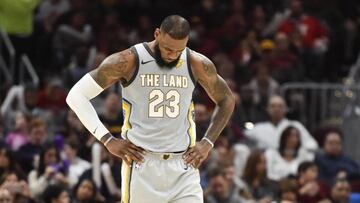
154,43,181,69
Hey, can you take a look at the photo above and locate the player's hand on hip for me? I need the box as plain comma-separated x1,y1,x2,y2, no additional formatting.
183,139,212,168
105,137,145,166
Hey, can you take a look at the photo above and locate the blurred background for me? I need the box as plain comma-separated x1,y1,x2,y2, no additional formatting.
1,0,360,202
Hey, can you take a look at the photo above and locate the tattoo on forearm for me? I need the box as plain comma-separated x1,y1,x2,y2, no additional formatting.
197,54,235,143
204,97,234,143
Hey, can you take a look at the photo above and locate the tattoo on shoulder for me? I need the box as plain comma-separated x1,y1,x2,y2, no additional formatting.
197,53,216,76
92,49,135,88
196,53,230,98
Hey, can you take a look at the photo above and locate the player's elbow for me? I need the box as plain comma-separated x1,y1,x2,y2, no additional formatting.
219,91,235,111
66,86,78,108
66,90,73,108
228,92,236,111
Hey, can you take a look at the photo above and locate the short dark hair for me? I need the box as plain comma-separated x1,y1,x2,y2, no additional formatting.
279,177,298,193
42,184,67,203
160,15,190,39
324,129,343,142
297,161,316,174
65,140,79,151
207,167,224,180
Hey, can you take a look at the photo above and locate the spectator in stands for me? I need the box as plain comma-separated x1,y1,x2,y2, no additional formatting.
63,45,91,88
79,143,121,201
315,131,360,185
250,5,268,34
5,111,30,151
259,39,276,68
272,32,304,83
17,118,48,173
237,85,267,123
278,0,329,80
241,150,277,202
0,172,31,202
278,0,328,53
0,188,13,203
247,62,279,108
64,109,87,142
221,163,246,200
0,0,40,59
23,84,40,114
211,136,236,167
97,12,129,55
37,78,67,114
297,161,329,203
245,95,318,151
127,15,153,46
278,177,298,203
265,126,314,181
0,147,24,179
204,167,246,203
63,141,90,188
53,11,92,66
42,184,71,203
1,84,40,131
99,92,123,138
72,178,101,203
329,178,351,203
213,52,236,81
230,32,261,82
28,142,68,200
35,0,70,33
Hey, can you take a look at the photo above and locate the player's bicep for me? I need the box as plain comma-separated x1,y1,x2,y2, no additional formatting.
89,49,135,89
199,74,231,104
197,56,232,104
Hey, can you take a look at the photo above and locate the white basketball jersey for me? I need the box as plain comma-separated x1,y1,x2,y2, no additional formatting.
121,43,196,152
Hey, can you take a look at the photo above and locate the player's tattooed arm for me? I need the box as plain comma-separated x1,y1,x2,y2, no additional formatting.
88,49,145,165
90,48,136,89
192,52,236,144
184,52,235,168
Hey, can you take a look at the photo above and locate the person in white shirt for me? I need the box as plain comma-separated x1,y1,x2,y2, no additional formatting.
63,141,91,188
265,126,314,181
245,95,318,151
28,142,68,200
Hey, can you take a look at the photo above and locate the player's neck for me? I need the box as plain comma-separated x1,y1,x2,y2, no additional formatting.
146,40,156,54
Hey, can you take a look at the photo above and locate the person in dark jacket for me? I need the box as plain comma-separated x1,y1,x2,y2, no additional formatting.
315,131,360,185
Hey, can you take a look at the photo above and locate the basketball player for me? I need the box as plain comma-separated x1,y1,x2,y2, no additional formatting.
66,15,235,203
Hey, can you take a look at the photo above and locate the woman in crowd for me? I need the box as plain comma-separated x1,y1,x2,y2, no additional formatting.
63,141,91,188
0,171,32,202
5,111,30,151
72,178,102,203
241,149,278,202
265,126,314,181
0,147,24,178
28,142,68,200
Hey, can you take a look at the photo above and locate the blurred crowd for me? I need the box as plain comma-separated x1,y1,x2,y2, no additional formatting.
1,0,360,202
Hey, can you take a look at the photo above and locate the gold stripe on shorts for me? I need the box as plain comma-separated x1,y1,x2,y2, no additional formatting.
121,162,133,203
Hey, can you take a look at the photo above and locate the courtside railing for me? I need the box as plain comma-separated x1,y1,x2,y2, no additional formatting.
280,82,360,131
19,54,39,86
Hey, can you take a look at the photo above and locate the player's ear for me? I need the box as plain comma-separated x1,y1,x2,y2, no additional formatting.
154,28,161,39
